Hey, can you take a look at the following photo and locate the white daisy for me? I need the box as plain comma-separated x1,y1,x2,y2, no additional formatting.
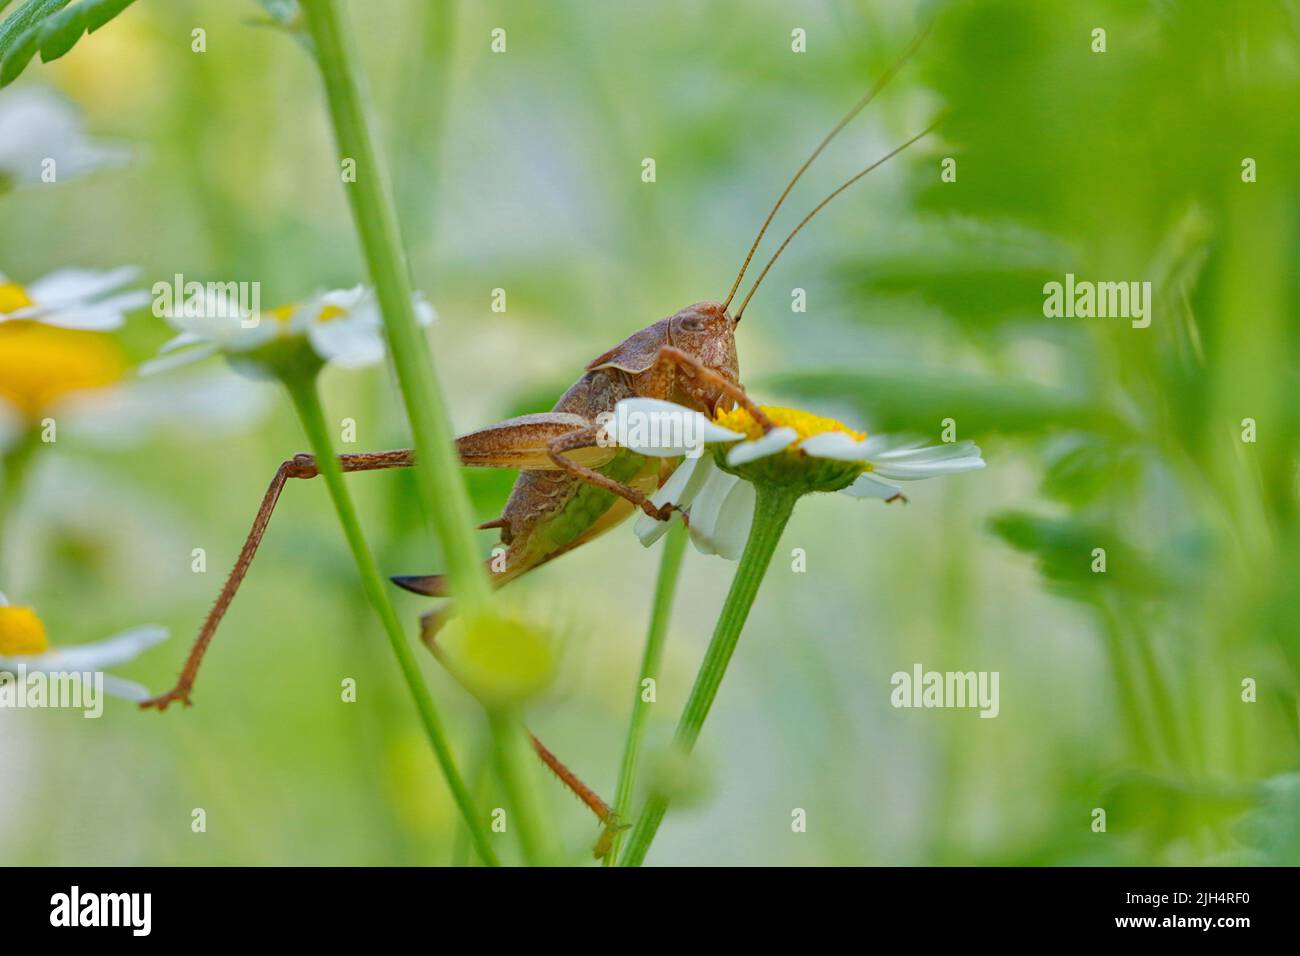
143,284,435,375
0,87,129,191
0,594,168,702
0,267,148,331
610,399,986,559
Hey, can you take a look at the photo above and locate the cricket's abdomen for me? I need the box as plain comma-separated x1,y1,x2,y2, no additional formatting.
495,449,657,585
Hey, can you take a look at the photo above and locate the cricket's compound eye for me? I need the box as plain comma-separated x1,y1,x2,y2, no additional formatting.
679,316,706,332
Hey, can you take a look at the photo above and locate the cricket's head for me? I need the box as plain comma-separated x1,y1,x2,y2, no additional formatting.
669,301,739,415
586,301,739,415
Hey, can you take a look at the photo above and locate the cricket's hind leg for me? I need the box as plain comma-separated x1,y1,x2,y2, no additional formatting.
416,604,620,852
141,449,416,711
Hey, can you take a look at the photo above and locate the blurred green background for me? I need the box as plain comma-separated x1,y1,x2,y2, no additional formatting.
1,0,1298,865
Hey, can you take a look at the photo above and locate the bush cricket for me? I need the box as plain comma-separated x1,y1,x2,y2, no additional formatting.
140,29,937,850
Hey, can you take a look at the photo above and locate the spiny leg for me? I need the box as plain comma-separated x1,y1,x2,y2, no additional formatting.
140,449,416,710
548,426,678,521
418,607,617,845
530,732,626,860
654,345,776,432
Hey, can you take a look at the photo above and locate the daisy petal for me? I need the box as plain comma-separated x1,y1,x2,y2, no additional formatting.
725,426,798,466
608,398,745,458
307,314,386,368
413,294,437,327
139,344,218,376
871,453,986,481
797,430,871,462
157,331,206,354
874,439,981,463
35,625,169,671
33,295,146,331
840,472,904,500
634,455,713,547
26,266,139,308
689,469,754,560
99,675,154,702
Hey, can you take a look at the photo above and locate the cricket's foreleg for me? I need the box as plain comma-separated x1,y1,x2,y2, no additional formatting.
654,345,776,432
547,426,677,522
140,449,416,711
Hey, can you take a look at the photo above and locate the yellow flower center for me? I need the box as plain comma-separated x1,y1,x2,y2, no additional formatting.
714,405,866,445
0,281,35,314
0,606,49,656
265,302,346,331
712,404,867,493
0,322,125,419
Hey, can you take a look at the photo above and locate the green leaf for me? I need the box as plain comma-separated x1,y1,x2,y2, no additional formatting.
764,367,1121,439
988,511,1175,601
0,0,135,89
0,0,70,60
833,216,1077,326
1233,773,1300,866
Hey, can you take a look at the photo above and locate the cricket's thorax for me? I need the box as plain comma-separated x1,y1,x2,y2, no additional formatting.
492,366,657,583
490,302,740,584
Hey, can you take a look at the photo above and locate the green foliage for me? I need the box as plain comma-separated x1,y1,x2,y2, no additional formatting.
768,367,1115,437
2,0,1297,867
0,0,135,87
988,511,1175,601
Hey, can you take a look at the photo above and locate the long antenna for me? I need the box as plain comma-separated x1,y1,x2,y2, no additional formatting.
733,118,941,321
721,23,931,312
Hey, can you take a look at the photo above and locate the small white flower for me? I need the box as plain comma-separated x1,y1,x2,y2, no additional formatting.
0,594,168,702
598,398,747,458
0,88,129,190
144,284,435,375
618,399,986,559
0,267,148,331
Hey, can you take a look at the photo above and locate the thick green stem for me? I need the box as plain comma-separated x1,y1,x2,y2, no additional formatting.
620,484,798,866
607,520,688,866
450,728,493,867
487,709,552,866
301,0,490,612
284,375,498,866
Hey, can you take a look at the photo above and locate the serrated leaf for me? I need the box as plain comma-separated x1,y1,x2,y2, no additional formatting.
0,0,135,89
0,0,69,60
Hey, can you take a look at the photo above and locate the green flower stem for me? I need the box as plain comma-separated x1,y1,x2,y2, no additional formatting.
450,727,493,867
607,519,689,866
487,708,552,866
301,0,490,613
284,373,499,867
620,483,798,866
